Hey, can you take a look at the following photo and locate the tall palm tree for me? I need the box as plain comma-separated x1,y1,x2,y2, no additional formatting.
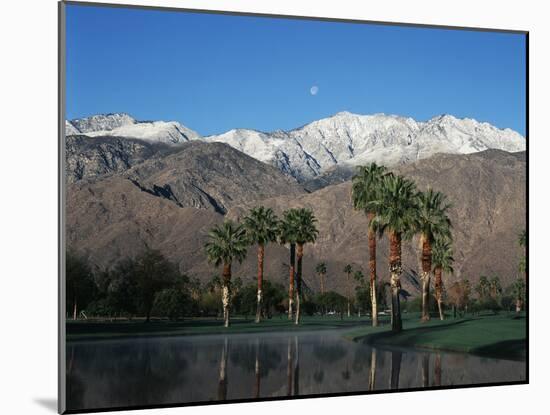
371,174,419,332
205,220,248,327
415,189,452,322
293,208,319,325
343,264,353,317
432,236,454,320
352,163,388,327
243,206,279,323
279,209,300,320
315,262,327,294
353,270,365,317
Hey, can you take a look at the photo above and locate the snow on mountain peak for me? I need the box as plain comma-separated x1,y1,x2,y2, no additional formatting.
66,111,525,181
66,114,200,144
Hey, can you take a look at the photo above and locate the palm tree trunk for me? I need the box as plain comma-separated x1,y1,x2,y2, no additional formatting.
434,267,444,320
389,231,403,332
295,243,303,325
255,244,265,323
320,273,325,294
368,214,378,327
222,263,232,327
73,296,77,321
288,244,296,320
421,235,432,322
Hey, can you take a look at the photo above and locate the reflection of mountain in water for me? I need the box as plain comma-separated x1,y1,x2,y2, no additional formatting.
66,331,526,411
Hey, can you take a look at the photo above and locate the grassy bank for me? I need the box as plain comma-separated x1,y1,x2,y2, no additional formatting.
347,312,527,361
66,315,381,342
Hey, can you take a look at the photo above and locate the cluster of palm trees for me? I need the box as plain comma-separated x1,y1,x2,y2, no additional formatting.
205,162,455,332
205,207,318,327
351,163,454,332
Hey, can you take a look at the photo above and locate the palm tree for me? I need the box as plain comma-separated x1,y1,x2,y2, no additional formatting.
205,220,248,327
243,206,279,323
371,174,419,332
279,209,300,320
489,275,502,299
415,189,452,322
352,163,388,327
343,264,353,317
315,262,327,294
432,237,454,320
353,270,365,317
293,208,319,325
476,275,490,301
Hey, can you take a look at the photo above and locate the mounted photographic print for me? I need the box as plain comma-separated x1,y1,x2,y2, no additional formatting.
58,1,528,413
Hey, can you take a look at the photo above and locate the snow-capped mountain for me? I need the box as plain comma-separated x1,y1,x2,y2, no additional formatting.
66,111,525,181
208,112,525,180
66,113,200,144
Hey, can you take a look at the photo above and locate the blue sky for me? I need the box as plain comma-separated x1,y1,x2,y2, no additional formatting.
66,4,527,136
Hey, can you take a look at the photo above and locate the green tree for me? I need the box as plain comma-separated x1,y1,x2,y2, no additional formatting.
292,208,319,325
371,174,419,332
414,189,452,322
432,237,454,320
133,249,180,322
205,220,249,327
66,252,96,320
243,206,279,323
352,163,388,327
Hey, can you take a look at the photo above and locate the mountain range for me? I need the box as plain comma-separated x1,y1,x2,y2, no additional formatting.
66,112,525,182
65,112,526,295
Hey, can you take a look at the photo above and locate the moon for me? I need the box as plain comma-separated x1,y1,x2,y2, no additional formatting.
310,85,319,96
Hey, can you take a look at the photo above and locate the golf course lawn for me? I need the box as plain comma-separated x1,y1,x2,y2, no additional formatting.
347,312,527,361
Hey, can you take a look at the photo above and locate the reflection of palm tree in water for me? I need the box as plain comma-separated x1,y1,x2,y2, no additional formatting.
422,353,430,387
368,348,377,391
434,353,442,387
390,350,402,390
286,337,293,396
293,336,300,396
254,338,261,399
218,337,229,401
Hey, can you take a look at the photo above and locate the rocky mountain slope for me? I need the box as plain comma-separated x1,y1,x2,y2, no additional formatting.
66,112,525,182
66,146,526,296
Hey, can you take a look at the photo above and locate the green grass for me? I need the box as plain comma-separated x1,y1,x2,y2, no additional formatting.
347,312,527,361
66,314,381,342
67,312,527,362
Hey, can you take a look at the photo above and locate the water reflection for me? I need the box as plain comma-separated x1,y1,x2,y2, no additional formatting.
66,330,526,412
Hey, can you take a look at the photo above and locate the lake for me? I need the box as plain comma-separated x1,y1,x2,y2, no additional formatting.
66,329,526,411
